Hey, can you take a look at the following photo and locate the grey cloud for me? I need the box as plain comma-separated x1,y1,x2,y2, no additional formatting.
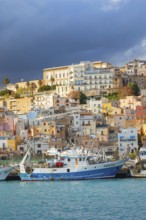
0,0,146,83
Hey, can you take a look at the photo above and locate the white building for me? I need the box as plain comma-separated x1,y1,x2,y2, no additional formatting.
118,128,138,157
34,94,54,110
17,139,49,155
43,61,118,97
0,136,7,149
126,59,146,76
87,98,102,115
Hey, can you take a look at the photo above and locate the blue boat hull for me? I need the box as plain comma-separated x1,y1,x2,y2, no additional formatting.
19,164,123,181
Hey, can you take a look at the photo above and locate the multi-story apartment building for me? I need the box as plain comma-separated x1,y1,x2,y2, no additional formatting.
119,96,141,111
136,106,146,130
43,61,121,97
96,124,109,143
125,109,137,128
118,128,138,157
43,65,70,97
34,94,54,110
53,94,70,108
0,136,17,151
126,59,146,76
69,111,96,136
6,97,33,114
86,98,102,115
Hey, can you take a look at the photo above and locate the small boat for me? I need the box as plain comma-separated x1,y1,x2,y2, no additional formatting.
139,147,146,166
128,148,146,178
0,166,14,181
19,148,127,181
130,168,146,178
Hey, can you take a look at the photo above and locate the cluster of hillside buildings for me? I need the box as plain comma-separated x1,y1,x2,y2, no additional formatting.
0,59,146,158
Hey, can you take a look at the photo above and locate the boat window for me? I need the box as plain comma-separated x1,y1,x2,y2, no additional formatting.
67,169,70,172
79,158,82,161
68,158,70,162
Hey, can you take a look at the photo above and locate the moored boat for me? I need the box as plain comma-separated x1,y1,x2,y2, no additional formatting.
19,149,127,181
0,166,14,181
130,168,146,178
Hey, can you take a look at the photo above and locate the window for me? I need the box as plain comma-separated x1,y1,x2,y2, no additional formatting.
37,144,41,148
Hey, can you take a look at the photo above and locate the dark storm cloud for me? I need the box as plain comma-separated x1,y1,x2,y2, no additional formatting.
0,0,146,83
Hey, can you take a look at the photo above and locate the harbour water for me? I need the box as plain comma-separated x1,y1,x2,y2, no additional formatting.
0,179,146,220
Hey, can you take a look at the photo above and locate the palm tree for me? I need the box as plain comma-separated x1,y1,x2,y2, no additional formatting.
26,81,30,95
38,80,43,88
30,82,37,97
2,78,10,86
50,76,55,86
15,84,19,92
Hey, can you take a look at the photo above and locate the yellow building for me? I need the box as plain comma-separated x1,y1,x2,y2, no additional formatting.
43,65,70,96
40,121,56,136
92,61,112,68
6,97,33,114
7,139,17,151
102,102,112,115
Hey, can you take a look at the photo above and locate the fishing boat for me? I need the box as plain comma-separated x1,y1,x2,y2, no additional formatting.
19,148,127,181
0,166,14,181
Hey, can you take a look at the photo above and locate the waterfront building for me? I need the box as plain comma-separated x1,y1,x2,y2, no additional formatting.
118,128,138,157
17,139,49,155
0,136,17,151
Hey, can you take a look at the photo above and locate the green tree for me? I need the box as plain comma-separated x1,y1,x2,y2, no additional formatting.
79,92,87,104
119,86,134,98
2,78,10,85
68,91,87,104
128,82,140,96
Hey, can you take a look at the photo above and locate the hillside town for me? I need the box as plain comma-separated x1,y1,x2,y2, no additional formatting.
0,59,146,160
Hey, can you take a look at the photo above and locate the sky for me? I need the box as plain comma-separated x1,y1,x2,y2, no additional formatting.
0,0,146,84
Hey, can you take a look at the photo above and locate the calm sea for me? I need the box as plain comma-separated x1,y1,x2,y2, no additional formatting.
0,179,146,220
